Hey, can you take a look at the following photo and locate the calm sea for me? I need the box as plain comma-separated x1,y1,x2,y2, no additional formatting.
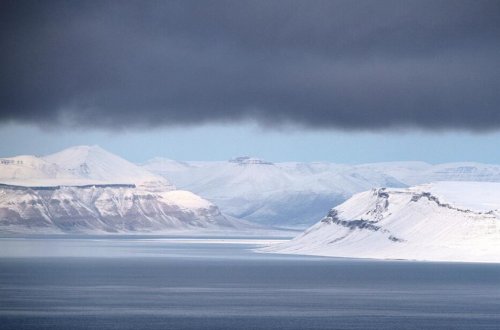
0,236,499,330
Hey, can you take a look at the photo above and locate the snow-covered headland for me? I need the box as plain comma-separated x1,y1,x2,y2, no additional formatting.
262,182,500,263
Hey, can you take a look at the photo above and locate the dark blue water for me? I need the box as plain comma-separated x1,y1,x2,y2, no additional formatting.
0,237,499,330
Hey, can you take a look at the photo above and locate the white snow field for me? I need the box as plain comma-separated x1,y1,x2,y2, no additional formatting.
143,157,500,227
0,146,258,234
143,157,407,227
262,181,500,263
1,145,173,189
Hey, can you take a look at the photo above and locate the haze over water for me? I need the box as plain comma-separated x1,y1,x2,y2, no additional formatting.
0,237,499,330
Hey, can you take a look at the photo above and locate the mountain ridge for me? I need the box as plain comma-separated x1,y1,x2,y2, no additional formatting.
143,157,500,227
262,181,500,263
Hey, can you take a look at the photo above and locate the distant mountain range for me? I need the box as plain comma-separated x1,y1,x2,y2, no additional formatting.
3,145,500,235
263,182,500,263
143,157,500,227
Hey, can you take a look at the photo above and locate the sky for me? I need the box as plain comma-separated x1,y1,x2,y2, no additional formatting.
2,123,500,164
1,0,499,164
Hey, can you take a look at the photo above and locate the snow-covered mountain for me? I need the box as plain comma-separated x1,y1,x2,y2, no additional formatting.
143,157,500,228
1,145,173,190
263,182,500,263
143,157,406,227
0,155,76,185
0,146,247,234
358,161,500,186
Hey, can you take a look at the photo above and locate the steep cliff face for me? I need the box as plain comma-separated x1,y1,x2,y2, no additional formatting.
0,184,234,233
263,182,500,263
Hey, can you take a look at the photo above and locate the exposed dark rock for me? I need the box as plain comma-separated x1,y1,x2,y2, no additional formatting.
321,190,404,243
411,191,473,213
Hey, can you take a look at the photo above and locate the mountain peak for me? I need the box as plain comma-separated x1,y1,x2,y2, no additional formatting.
42,145,173,187
44,145,120,168
53,144,107,157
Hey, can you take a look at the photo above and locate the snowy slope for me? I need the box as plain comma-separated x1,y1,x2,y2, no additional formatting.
43,145,173,189
263,182,500,263
359,162,500,186
0,146,249,234
143,157,405,227
0,145,173,189
143,158,500,228
0,155,77,186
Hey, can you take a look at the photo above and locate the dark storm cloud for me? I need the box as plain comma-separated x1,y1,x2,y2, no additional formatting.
1,0,500,130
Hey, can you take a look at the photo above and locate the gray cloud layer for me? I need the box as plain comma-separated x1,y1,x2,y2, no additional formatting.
1,0,500,130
